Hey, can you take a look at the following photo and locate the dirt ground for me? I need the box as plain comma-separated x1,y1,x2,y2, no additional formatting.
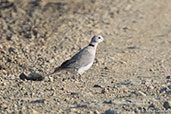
0,0,171,113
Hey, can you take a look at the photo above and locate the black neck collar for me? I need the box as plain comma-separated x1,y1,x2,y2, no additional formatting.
89,43,95,47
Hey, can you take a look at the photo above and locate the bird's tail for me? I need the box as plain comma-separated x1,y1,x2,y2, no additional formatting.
44,66,62,78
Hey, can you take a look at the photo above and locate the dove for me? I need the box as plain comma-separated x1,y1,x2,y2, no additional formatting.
48,34,104,76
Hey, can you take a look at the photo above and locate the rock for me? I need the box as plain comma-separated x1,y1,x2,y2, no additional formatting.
101,88,108,94
163,101,170,110
70,92,79,95
30,99,45,104
159,87,167,93
24,33,32,39
8,47,15,53
104,109,117,114
19,72,45,81
166,75,171,79
168,85,171,89
148,103,155,109
138,91,146,96
129,90,146,97
49,77,53,82
104,66,109,70
1,103,7,109
94,110,100,114
127,46,136,49
6,33,13,41
27,72,45,81
19,73,27,81
32,109,39,114
103,100,113,104
93,84,102,88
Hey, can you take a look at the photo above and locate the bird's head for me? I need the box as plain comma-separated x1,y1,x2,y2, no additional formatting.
90,35,104,44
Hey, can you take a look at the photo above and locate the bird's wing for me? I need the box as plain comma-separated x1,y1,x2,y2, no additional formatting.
60,47,95,69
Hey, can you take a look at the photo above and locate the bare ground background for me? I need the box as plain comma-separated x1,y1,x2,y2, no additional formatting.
0,0,171,113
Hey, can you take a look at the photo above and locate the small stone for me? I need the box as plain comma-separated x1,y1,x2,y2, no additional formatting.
70,92,79,95
8,47,15,53
30,99,45,104
27,72,45,81
32,109,38,114
70,108,77,112
7,58,12,62
101,88,108,94
138,91,146,96
104,66,109,70
1,82,7,86
19,73,27,81
24,33,32,39
166,75,171,79
6,33,13,40
148,103,155,109
147,85,154,89
163,101,170,110
104,109,117,114
1,103,7,109
160,87,167,93
127,46,136,49
103,100,113,104
49,77,53,82
94,110,100,114
168,85,171,89
61,88,64,90
77,104,88,108
93,84,102,88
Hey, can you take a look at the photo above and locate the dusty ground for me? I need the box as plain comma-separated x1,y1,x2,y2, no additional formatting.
0,0,171,113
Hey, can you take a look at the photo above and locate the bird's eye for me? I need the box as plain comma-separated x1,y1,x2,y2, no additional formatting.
98,37,101,39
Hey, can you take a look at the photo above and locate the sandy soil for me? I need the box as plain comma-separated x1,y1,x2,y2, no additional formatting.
0,0,171,113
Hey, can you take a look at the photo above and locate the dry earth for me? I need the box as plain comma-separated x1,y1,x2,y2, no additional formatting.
0,0,171,113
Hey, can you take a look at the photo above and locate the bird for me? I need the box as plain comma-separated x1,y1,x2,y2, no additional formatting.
20,35,104,81
48,34,104,76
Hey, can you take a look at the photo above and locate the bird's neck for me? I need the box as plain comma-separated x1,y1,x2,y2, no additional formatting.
88,42,98,48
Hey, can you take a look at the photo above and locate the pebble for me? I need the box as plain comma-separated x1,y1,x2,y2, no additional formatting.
24,33,32,39
30,99,45,104
70,92,79,95
32,109,38,114
93,84,102,88
168,85,171,89
138,91,146,96
166,75,171,79
49,77,54,82
159,87,167,93
76,104,88,108
6,33,13,41
101,88,108,94
104,66,109,70
1,103,8,109
8,47,15,53
148,103,155,109
94,110,100,114
104,109,117,114
163,101,170,110
19,73,27,81
103,100,113,104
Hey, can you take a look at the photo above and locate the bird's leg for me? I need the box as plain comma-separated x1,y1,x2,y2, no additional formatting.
78,73,84,82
